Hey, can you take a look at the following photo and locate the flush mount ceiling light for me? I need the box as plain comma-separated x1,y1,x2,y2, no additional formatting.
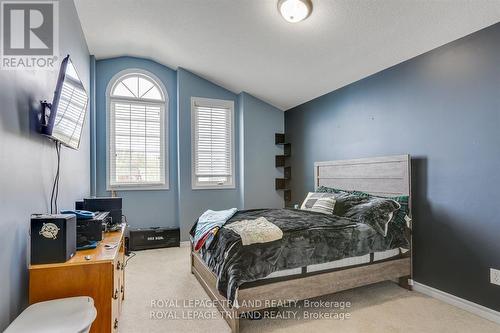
278,0,313,23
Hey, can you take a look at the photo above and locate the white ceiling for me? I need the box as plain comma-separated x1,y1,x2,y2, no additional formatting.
74,0,500,110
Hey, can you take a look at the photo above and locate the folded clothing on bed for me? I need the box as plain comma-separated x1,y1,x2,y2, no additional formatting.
223,217,283,246
192,208,237,251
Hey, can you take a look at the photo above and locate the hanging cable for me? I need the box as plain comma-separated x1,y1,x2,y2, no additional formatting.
123,252,136,267
50,141,58,213
50,141,62,214
55,142,61,213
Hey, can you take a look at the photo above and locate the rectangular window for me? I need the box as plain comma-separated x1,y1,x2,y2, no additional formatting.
191,97,235,189
108,100,167,190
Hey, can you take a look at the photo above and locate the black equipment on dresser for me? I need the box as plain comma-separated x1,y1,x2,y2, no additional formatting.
30,214,76,265
76,211,109,247
78,197,122,226
75,200,85,210
129,227,180,251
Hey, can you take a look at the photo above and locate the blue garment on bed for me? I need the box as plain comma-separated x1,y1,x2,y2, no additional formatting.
193,208,238,246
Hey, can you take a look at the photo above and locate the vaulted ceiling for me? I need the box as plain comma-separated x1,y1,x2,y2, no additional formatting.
74,0,500,110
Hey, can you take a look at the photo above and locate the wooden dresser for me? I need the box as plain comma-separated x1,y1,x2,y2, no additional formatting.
29,224,126,333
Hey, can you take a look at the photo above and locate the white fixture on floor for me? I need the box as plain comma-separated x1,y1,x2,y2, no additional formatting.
491,268,500,286
278,0,312,23
5,296,97,333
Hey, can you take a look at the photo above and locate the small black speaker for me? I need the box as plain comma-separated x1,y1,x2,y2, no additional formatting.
76,212,108,247
31,214,76,265
75,200,85,210
83,197,122,225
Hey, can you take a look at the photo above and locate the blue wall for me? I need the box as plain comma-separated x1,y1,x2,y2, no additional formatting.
95,57,178,229
239,92,284,209
285,23,500,311
0,1,90,329
177,68,241,239
94,63,284,239
90,55,97,195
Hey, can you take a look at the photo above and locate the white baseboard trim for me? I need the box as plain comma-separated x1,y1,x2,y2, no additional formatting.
413,282,500,325
180,241,191,248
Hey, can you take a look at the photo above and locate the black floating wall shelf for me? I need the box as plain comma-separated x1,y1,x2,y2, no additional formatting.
275,178,287,190
275,155,286,167
275,133,291,203
284,189,291,202
275,133,285,144
284,166,291,179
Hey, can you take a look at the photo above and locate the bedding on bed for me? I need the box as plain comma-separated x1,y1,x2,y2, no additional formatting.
300,192,336,210
190,207,410,305
223,217,283,246
192,208,237,251
343,197,400,236
317,186,411,246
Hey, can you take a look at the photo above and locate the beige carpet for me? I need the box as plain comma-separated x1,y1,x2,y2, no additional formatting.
119,247,500,333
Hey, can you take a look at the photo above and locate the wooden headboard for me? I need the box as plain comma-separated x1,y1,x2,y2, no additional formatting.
314,155,411,198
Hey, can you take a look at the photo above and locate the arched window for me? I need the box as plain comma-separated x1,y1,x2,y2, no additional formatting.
107,70,168,190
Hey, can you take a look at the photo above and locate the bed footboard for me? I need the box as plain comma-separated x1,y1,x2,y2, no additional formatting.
191,250,411,333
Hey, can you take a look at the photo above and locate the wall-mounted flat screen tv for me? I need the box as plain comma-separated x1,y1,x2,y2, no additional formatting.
41,55,88,150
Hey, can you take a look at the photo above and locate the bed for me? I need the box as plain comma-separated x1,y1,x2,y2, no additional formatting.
190,155,412,333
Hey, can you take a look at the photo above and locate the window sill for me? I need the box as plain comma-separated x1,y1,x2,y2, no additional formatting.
191,185,236,190
107,184,169,191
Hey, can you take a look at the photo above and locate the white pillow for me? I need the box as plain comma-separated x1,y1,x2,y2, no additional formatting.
300,192,336,211
310,197,335,215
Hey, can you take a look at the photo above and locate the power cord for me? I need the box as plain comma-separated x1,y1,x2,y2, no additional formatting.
123,252,136,268
50,141,62,214
117,214,135,267
55,141,61,212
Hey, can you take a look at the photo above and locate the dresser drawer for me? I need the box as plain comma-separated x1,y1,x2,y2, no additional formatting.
30,224,127,333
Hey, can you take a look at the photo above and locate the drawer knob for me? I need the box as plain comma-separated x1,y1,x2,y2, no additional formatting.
114,318,118,329
116,262,121,270
113,289,118,300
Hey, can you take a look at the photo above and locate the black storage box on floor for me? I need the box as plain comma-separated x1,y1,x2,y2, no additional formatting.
30,214,76,265
129,227,180,251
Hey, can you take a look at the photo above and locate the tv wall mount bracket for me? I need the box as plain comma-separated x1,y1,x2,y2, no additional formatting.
40,100,52,127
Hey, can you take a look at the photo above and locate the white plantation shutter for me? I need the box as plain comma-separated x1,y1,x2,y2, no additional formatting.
192,98,234,188
107,72,168,189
